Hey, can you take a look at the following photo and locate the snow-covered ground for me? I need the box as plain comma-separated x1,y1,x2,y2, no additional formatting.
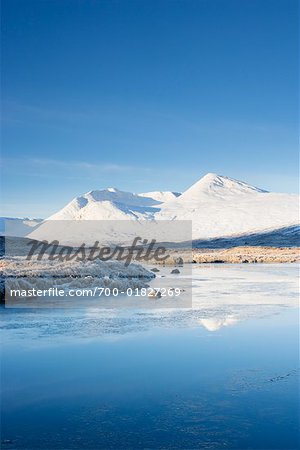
0,217,42,237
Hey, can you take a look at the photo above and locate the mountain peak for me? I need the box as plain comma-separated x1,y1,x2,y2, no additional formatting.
182,173,268,198
201,172,219,180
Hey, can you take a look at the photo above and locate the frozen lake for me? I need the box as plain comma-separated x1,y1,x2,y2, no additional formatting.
1,264,299,449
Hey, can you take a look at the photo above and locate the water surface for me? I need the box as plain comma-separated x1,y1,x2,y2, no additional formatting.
1,265,299,449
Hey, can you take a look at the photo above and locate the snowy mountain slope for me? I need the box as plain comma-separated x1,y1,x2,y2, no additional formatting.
47,187,161,221
156,173,299,239
139,191,181,203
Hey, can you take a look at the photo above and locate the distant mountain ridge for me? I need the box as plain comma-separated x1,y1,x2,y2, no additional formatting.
2,173,299,243
40,173,300,240
139,191,181,203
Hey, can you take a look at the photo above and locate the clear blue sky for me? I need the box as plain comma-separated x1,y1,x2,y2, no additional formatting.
1,0,298,217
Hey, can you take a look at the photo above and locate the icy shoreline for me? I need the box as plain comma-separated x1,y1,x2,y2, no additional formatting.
0,256,155,303
0,264,298,344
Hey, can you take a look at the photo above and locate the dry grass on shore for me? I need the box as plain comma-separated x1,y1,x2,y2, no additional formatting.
192,246,299,264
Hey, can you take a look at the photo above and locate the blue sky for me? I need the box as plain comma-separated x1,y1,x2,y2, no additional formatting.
1,0,298,217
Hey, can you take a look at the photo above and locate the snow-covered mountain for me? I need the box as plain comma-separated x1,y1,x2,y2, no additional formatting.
23,173,300,243
47,188,182,221
156,173,299,238
178,172,267,198
47,187,161,221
